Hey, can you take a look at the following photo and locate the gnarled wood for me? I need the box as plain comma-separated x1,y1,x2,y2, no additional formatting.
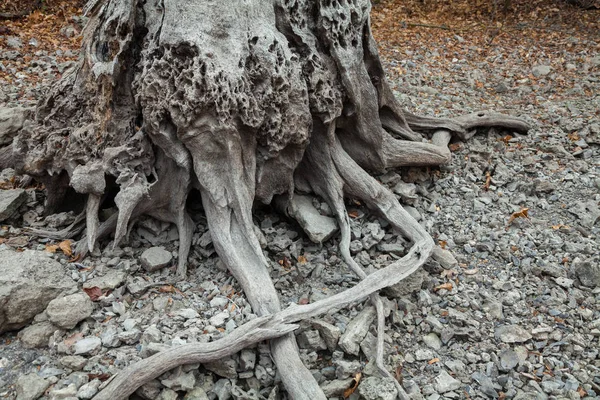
0,0,531,398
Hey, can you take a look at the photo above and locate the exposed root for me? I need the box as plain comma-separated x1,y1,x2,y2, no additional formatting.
92,315,299,400
86,194,101,252
23,211,86,240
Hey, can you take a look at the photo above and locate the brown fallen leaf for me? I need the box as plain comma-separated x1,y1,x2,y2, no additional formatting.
88,373,111,381
428,358,440,364
297,255,307,264
434,282,453,291
448,143,461,152
483,170,492,191
507,207,529,227
343,372,361,399
159,285,175,293
59,240,73,257
83,287,103,301
438,240,447,249
348,210,360,219
45,244,59,253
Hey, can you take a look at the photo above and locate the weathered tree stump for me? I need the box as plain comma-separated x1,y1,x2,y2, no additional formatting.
1,0,530,398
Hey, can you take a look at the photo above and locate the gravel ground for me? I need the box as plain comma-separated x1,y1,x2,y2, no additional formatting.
0,8,599,400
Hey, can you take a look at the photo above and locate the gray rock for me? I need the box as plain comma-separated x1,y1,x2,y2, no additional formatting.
297,329,327,351
82,269,127,290
335,359,361,379
311,319,341,351
0,249,75,333
415,348,434,361
15,373,50,400
435,370,461,393
205,357,237,379
18,321,57,348
495,325,532,343
423,333,442,350
573,259,600,288
6,36,23,48
495,81,510,93
161,370,196,391
239,349,256,371
532,65,551,77
339,306,376,355
59,355,88,371
320,379,354,397
0,107,32,146
432,246,458,269
157,388,179,400
101,325,120,348
358,376,398,400
140,247,173,272
46,292,94,329
48,383,78,399
286,195,338,243
184,388,210,400
499,349,520,371
77,379,101,400
383,267,427,298
211,379,233,400
136,380,163,400
73,337,102,355
0,189,27,221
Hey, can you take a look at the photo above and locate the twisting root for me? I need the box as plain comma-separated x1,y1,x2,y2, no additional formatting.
86,194,101,252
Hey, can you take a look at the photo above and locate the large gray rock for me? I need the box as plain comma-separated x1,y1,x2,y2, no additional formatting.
0,107,32,146
18,321,57,348
0,249,75,333
15,373,50,400
46,292,94,329
0,189,27,222
286,195,338,243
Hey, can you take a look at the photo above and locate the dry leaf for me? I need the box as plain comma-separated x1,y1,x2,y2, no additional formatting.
297,255,307,264
434,282,453,291
438,240,447,249
428,358,440,364
59,240,73,257
483,170,492,191
449,143,461,152
507,207,529,227
45,244,59,253
343,372,361,398
159,285,175,293
348,210,360,218
83,287,103,301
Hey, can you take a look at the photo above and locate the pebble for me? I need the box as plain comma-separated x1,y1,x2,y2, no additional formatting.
73,337,102,355
495,325,532,343
435,370,461,393
140,247,173,272
339,306,376,355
